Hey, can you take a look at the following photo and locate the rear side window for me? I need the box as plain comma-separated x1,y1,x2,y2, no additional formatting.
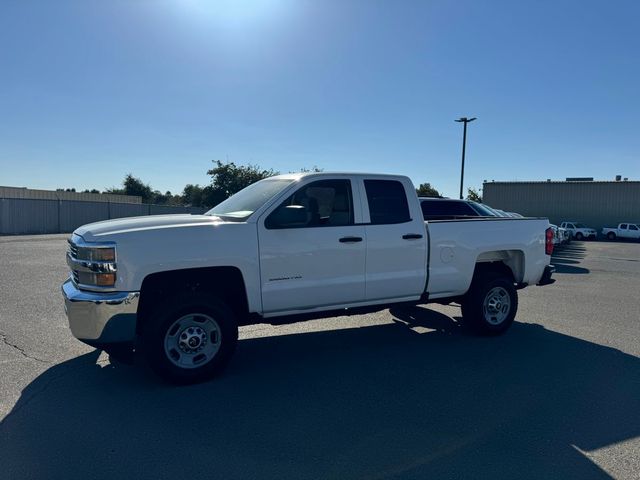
421,200,478,220
364,180,411,224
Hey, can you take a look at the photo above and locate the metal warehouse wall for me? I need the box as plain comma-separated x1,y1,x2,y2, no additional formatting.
0,186,142,204
483,181,640,231
0,198,206,235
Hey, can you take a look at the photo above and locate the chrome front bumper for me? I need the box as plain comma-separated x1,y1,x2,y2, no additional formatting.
62,278,139,345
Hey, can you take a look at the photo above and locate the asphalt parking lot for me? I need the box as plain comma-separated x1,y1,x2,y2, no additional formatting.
0,235,639,479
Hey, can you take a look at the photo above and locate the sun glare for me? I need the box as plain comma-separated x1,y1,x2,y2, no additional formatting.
174,0,293,31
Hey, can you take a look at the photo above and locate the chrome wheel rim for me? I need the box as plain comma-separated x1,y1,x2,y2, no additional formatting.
482,287,511,325
164,313,221,369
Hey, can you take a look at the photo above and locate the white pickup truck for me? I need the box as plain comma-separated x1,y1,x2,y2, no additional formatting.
62,172,555,383
559,221,598,240
602,223,640,241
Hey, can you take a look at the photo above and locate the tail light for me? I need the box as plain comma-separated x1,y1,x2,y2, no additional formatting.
545,227,554,255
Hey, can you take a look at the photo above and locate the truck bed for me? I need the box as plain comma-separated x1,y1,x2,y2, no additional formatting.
426,217,549,299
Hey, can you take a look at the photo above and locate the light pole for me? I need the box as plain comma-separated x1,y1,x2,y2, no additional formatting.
455,116,476,199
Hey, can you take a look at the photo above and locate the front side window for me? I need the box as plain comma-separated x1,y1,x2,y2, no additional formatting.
265,179,353,229
630,224,639,231
364,180,411,224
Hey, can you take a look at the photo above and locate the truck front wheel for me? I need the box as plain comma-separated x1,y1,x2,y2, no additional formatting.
142,292,238,384
575,232,584,240
461,272,518,335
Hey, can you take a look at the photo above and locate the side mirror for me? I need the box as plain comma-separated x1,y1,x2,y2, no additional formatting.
267,205,308,229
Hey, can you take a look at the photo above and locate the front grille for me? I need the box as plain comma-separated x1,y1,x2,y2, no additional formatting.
68,238,80,286
68,240,79,259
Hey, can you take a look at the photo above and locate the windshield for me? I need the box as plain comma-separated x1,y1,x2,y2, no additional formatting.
574,223,587,228
206,178,295,221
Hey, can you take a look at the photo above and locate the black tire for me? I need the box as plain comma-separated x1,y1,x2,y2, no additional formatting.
575,232,584,241
607,232,616,241
142,292,238,385
461,271,518,335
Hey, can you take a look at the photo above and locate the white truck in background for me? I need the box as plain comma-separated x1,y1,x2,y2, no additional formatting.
560,221,598,240
62,172,555,384
602,223,640,241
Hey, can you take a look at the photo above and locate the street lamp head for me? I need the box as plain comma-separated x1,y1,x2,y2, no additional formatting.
468,117,477,122
455,117,477,123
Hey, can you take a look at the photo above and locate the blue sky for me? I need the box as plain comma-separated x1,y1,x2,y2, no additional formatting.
1,0,638,198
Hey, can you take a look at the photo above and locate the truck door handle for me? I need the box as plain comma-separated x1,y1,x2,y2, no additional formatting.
339,236,363,243
402,234,423,240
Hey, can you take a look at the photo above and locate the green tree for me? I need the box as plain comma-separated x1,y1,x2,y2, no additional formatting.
106,174,154,202
151,190,174,205
204,160,278,207
182,184,205,207
466,187,482,203
416,182,441,198
296,166,324,173
123,174,154,202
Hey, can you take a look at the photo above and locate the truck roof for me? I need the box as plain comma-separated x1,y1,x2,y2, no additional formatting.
270,172,412,182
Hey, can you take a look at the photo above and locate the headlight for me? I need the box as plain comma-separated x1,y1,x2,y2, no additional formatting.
87,247,115,262
76,272,116,287
73,245,116,262
67,237,117,290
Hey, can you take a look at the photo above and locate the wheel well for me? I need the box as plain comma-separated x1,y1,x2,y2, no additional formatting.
136,266,249,332
474,250,523,283
472,260,517,284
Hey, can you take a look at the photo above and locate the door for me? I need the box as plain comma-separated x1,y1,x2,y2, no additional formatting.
619,224,628,238
361,178,427,301
258,178,366,314
628,224,640,239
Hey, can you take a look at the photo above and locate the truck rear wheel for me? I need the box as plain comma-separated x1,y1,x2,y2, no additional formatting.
461,271,518,335
607,232,616,240
142,292,238,384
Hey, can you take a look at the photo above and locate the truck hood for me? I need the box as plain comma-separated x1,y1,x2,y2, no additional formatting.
74,214,223,242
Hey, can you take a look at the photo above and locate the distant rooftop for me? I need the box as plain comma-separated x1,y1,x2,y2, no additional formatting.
484,178,638,185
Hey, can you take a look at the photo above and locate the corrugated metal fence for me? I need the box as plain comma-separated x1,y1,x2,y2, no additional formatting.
0,185,142,203
483,181,640,232
0,198,207,235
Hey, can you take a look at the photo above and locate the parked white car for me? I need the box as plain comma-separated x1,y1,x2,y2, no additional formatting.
560,221,597,240
549,224,562,245
602,223,640,241
549,225,570,245
62,172,555,383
